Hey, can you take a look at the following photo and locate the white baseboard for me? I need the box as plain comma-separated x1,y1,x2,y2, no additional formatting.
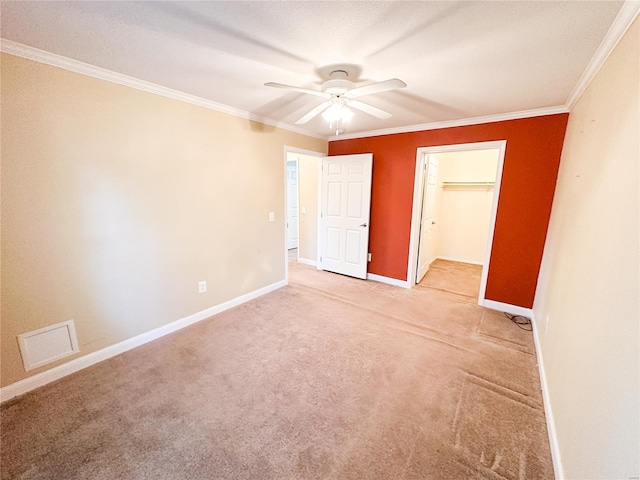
437,256,484,266
530,312,564,480
367,272,411,288
479,301,563,477
480,299,533,318
297,257,317,267
0,279,287,403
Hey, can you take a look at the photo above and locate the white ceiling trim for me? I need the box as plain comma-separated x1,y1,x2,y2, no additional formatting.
0,39,327,141
565,0,640,109
335,0,638,142
2,38,569,145
327,105,569,142
2,0,635,147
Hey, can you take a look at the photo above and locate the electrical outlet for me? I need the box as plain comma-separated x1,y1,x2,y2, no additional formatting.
198,281,207,294
269,212,275,222
368,253,372,262
301,207,307,215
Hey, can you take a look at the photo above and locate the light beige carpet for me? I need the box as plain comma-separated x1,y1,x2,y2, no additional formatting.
417,259,483,298
1,263,553,479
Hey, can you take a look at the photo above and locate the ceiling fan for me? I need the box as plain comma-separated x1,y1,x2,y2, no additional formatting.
265,69,407,126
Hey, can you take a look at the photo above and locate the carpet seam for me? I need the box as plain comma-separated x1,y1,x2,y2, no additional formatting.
289,283,479,354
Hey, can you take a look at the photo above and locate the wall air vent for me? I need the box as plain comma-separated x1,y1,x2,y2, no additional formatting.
17,320,80,371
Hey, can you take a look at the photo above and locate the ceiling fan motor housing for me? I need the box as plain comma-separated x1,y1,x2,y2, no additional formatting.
322,70,355,96
322,79,355,95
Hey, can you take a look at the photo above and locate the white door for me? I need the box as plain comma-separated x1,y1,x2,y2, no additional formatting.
416,154,439,283
320,154,373,279
286,161,299,249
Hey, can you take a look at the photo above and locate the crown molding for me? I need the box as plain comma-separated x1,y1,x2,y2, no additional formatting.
330,1,639,143
0,39,327,141
565,0,640,109
328,105,569,141
4,0,637,148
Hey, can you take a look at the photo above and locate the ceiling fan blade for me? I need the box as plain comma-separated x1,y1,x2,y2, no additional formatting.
348,100,392,119
295,101,332,124
347,78,407,98
264,82,329,98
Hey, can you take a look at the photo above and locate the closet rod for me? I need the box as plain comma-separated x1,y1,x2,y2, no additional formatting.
441,181,495,187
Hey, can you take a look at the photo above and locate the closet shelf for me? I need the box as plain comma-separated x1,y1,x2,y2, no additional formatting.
441,181,495,188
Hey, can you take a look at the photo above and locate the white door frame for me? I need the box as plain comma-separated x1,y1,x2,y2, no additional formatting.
283,146,325,284
286,157,300,251
415,153,439,283
407,140,506,305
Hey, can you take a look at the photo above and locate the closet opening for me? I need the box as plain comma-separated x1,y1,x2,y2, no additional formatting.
407,141,506,305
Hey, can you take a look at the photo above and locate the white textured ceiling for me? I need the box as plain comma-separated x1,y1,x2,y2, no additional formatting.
0,1,625,138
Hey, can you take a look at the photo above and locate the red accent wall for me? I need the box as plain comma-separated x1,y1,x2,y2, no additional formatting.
328,114,569,308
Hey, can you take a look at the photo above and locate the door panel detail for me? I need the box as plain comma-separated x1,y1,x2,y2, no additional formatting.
320,154,373,279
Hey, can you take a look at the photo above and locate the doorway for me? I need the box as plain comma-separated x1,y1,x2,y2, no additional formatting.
284,147,324,281
408,141,506,305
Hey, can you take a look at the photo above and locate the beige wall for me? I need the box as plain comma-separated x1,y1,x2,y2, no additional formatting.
296,154,319,263
433,149,499,264
533,18,639,479
1,53,326,387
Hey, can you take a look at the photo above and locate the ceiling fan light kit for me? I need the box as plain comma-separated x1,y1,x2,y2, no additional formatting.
322,98,354,123
265,67,406,133
323,105,354,137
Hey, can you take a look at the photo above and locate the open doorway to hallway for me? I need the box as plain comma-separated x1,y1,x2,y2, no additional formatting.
409,142,505,304
284,148,323,276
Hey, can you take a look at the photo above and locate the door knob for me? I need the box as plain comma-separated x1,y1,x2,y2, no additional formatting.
360,223,368,227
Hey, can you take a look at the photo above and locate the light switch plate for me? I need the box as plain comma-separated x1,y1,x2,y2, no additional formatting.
269,212,275,222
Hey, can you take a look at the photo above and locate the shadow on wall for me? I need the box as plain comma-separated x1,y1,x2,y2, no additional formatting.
78,163,184,344
248,119,277,133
